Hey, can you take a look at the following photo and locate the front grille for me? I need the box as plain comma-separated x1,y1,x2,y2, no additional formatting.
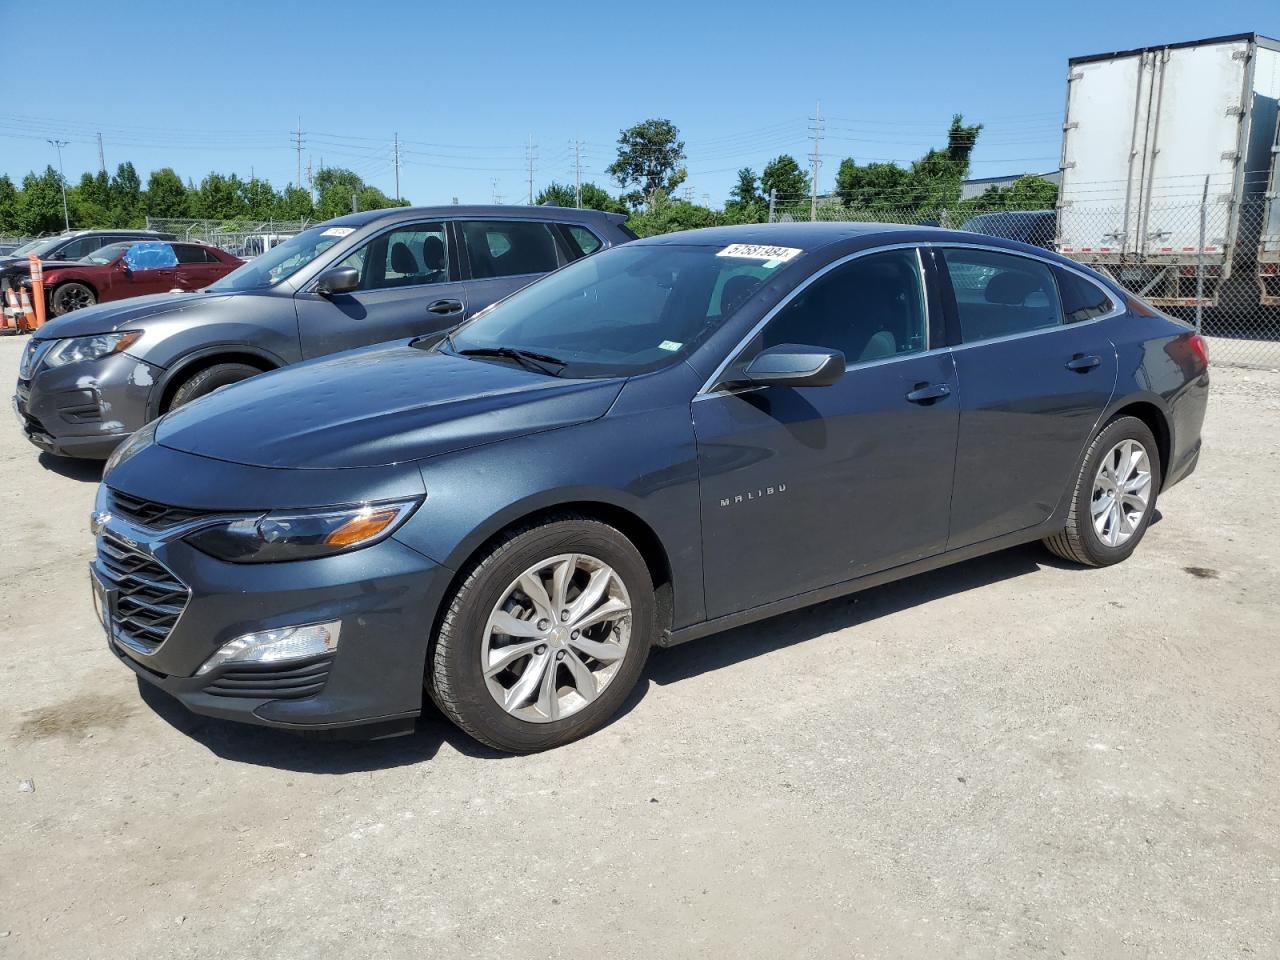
203,654,334,700
98,533,190,653
18,338,51,379
108,488,208,529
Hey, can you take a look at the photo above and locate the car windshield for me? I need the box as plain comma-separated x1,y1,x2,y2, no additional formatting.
10,237,65,259
207,225,348,292
444,244,780,378
83,242,131,265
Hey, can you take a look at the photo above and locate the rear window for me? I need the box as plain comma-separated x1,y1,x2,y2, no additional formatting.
563,224,602,257
462,220,565,279
1054,266,1114,323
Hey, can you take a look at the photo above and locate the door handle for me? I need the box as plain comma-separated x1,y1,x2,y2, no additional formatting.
1066,354,1102,372
905,382,951,404
428,298,463,315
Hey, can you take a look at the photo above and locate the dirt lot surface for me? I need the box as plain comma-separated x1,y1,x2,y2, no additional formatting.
1,334,1276,959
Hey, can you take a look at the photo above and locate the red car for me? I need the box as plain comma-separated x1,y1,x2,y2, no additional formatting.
33,240,242,316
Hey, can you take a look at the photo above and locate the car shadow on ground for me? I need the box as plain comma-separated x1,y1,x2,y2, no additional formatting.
39,453,103,483
138,679,506,773
142,539,1079,773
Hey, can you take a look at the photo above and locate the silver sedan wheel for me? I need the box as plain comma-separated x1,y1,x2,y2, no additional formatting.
1091,438,1152,547
481,553,632,723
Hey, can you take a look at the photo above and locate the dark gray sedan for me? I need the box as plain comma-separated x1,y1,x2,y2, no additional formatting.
14,205,634,458
93,222,1208,753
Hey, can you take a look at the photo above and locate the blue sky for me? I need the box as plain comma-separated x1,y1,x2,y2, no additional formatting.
1,0,1275,209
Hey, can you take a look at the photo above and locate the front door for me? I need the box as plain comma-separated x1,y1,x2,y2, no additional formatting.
937,246,1119,549
295,220,468,358
694,247,960,619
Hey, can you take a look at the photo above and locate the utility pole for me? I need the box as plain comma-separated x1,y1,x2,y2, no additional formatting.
526,134,536,205
294,118,304,190
808,100,823,222
491,179,504,205
393,132,401,201
96,132,106,175
47,139,70,231
306,157,313,199
573,139,582,208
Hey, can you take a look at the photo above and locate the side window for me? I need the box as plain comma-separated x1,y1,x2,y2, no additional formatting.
942,248,1062,342
754,249,928,364
337,222,449,291
563,224,602,258
123,242,178,271
1054,266,1114,323
173,244,207,265
58,237,97,259
462,220,563,279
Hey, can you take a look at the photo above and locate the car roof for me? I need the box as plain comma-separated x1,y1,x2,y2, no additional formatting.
322,204,628,230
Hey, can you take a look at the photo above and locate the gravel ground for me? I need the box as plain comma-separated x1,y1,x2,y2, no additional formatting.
1,334,1277,959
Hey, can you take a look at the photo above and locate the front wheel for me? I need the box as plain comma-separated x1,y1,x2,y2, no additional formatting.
430,516,655,753
51,283,96,316
1043,415,1161,567
166,362,262,412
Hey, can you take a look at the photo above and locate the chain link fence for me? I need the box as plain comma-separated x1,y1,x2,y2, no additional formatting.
144,218,315,258
770,193,1280,370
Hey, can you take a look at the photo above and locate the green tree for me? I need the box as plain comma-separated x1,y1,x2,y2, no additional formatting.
239,177,279,218
191,173,248,219
314,167,364,220
607,119,687,208
272,185,315,221
69,171,112,226
625,190,721,237
0,175,17,232
906,114,982,208
954,175,1059,218
16,167,66,234
534,181,628,214
109,162,143,226
761,155,809,203
145,168,189,218
723,167,768,224
834,160,913,209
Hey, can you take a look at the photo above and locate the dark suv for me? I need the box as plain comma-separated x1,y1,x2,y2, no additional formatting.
1,230,178,295
15,205,633,458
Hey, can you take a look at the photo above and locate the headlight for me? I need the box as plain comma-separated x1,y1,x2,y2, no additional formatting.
102,418,159,478
44,331,143,368
185,498,421,563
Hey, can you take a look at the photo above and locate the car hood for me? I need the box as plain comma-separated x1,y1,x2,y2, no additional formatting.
31,291,232,339
156,344,625,469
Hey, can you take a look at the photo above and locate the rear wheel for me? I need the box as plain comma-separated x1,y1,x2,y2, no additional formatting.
430,516,654,753
51,283,96,316
166,362,262,411
1043,415,1161,567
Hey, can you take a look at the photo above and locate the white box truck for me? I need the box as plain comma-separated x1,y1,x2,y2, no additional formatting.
1056,33,1280,307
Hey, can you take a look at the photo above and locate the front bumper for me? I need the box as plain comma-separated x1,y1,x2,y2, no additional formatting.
14,349,160,459
92,487,448,731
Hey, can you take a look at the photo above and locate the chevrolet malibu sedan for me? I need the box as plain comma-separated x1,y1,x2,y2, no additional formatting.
15,205,632,458
91,223,1208,753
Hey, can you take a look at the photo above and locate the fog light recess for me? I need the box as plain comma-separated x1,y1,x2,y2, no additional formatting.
196,621,341,676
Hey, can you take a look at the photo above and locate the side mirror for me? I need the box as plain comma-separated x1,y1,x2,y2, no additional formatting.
314,266,360,296
740,343,845,388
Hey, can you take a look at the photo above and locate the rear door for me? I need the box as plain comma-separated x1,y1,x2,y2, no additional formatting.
457,218,573,314
939,246,1119,549
294,220,469,358
171,244,224,290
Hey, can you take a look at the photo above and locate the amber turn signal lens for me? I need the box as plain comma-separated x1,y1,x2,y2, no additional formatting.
323,508,403,548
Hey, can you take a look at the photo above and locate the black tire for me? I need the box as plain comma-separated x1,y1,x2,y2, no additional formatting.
166,363,262,411
430,515,655,753
50,282,96,316
1043,415,1162,567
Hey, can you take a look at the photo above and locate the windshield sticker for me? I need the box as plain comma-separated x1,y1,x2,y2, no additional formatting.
716,243,801,263
321,227,355,238
657,340,682,352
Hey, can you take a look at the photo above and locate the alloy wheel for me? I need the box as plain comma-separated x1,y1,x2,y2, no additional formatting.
1091,438,1152,547
481,553,632,723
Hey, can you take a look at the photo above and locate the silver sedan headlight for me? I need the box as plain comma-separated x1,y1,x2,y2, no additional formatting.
44,331,143,369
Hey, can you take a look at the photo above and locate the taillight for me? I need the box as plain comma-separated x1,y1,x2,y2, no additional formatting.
1188,334,1209,367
